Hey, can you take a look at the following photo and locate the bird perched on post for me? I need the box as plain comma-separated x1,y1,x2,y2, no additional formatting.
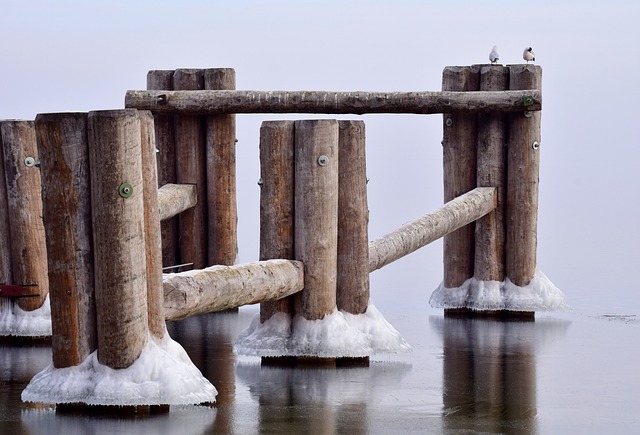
523,47,535,63
489,46,499,64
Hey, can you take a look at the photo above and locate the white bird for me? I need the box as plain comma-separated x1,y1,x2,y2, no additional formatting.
523,47,535,63
489,45,499,64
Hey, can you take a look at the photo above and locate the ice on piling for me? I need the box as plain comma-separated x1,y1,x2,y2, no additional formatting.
21,330,216,406
429,269,569,312
0,294,51,337
235,304,411,358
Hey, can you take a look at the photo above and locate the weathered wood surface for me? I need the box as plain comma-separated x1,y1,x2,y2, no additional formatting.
369,187,497,273
139,111,165,339
0,120,49,311
125,89,542,115
505,65,542,287
294,120,339,320
337,120,370,314
0,129,12,286
35,112,97,367
475,65,509,282
88,109,148,369
164,260,304,321
157,183,197,221
442,66,480,288
147,70,179,268
173,69,208,270
205,68,238,266
258,121,295,323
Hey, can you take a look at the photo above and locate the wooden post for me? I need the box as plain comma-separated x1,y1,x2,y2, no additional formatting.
0,120,49,311
139,110,165,339
0,133,12,287
505,65,542,287
87,109,148,369
475,65,509,282
147,70,179,268
441,66,480,288
258,121,295,323
205,68,238,266
173,68,207,270
337,120,369,314
35,113,97,367
157,184,198,221
294,120,339,320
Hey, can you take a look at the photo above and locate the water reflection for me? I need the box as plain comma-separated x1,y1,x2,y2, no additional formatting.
236,360,411,434
430,316,570,433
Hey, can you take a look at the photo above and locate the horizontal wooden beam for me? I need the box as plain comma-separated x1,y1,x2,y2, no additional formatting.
163,259,304,321
157,183,197,221
125,89,541,115
368,187,497,272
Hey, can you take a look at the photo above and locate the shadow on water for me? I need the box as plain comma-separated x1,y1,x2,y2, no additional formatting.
429,316,571,433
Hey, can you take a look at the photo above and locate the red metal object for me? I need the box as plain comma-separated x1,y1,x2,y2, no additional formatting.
0,284,40,298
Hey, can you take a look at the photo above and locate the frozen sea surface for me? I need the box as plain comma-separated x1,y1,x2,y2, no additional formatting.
2,303,640,434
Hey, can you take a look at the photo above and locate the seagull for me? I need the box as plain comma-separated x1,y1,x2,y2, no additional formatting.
523,47,535,63
489,46,499,64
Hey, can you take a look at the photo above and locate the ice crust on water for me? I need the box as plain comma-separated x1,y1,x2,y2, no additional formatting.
429,269,570,311
0,294,52,337
21,329,217,406
235,304,411,358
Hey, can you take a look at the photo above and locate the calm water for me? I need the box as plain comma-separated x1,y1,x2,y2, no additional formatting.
1,305,639,434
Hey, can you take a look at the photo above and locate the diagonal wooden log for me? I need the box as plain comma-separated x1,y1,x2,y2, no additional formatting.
125,89,541,115
163,259,304,321
368,187,497,273
157,183,197,221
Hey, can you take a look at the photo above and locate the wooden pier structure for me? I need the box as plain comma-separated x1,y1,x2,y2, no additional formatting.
2,64,560,408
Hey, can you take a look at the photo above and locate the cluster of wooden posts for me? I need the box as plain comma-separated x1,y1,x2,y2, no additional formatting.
1,64,543,381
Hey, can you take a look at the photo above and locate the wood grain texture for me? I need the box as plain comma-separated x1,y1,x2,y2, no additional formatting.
505,65,542,287
88,109,148,369
35,112,97,367
0,120,49,311
294,120,339,320
139,110,165,339
173,69,208,270
337,120,370,314
258,121,295,323
147,70,179,268
369,187,496,273
205,68,238,266
0,129,12,286
442,66,480,287
157,183,197,221
125,89,541,114
475,65,509,282
164,260,304,321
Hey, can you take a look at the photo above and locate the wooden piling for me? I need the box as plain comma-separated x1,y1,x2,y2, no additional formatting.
173,69,207,270
294,120,339,320
505,65,542,287
337,120,369,315
0,120,49,311
258,121,295,323
139,110,165,339
87,109,148,369
0,133,12,287
441,66,480,288
475,66,509,282
205,68,238,266
35,113,97,367
147,70,179,268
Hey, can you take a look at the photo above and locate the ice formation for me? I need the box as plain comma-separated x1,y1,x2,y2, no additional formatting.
21,329,217,406
235,304,411,358
0,294,52,337
429,269,569,312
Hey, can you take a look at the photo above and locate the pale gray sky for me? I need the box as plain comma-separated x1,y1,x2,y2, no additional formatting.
2,0,639,314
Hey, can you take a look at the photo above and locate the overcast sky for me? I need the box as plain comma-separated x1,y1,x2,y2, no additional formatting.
2,0,639,315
